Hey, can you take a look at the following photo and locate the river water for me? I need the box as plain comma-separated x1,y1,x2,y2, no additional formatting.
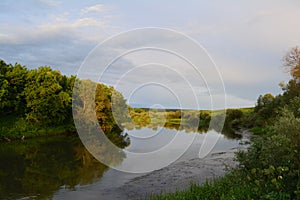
0,127,249,200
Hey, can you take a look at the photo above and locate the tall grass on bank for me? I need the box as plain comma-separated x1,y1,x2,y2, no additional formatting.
147,171,253,200
148,108,300,200
0,114,75,140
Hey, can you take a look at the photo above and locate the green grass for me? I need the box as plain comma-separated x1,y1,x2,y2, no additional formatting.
249,126,267,135
0,114,75,140
238,107,254,114
147,169,294,200
210,107,254,116
147,172,254,200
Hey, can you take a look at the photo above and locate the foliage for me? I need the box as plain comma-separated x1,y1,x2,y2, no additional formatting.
148,109,300,199
148,47,300,200
199,111,211,132
236,108,300,199
283,46,300,80
0,136,116,199
0,60,129,147
148,172,253,200
24,67,73,126
211,109,244,134
0,61,28,114
250,47,300,127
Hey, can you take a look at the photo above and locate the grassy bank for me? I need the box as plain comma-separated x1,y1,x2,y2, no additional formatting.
0,114,75,141
147,107,300,199
148,172,254,200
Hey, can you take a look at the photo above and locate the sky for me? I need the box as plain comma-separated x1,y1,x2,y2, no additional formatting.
1,0,300,109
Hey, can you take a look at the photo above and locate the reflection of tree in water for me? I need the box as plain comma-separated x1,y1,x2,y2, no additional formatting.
0,135,125,199
73,79,130,148
125,109,203,133
124,109,241,139
76,125,127,168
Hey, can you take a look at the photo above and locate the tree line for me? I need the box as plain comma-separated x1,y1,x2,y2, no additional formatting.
0,60,128,147
0,60,75,125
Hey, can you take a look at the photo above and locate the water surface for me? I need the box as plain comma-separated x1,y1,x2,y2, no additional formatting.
0,127,243,199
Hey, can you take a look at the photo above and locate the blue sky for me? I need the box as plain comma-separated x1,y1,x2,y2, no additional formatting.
1,0,300,109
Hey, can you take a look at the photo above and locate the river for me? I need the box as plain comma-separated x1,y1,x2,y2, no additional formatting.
0,127,250,200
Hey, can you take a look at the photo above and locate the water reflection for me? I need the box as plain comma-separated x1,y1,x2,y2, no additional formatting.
51,126,243,199
0,123,242,199
0,136,112,199
124,118,241,140
120,126,241,171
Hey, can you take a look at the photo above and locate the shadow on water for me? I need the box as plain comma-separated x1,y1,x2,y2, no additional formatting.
0,135,125,200
0,122,242,199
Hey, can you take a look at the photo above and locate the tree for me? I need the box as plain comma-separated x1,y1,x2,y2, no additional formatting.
236,109,300,198
95,84,128,132
24,67,72,126
283,46,300,81
278,47,300,105
255,93,275,109
0,60,28,114
73,79,129,147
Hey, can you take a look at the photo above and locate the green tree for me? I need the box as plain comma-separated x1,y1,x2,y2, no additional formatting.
24,67,72,126
73,79,129,148
237,109,300,198
280,47,300,103
0,60,28,114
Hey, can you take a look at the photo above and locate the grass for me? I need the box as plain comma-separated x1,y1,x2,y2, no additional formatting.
147,169,293,200
0,114,75,140
238,107,254,114
249,126,269,135
147,171,254,200
210,107,254,116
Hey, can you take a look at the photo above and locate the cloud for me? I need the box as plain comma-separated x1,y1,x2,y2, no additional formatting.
35,0,62,7
0,3,119,76
1,0,299,109
0,15,114,45
81,4,109,15
0,2,120,46
177,1,299,107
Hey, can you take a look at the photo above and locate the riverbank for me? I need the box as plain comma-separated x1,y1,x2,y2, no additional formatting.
0,130,76,142
118,130,252,200
0,114,76,142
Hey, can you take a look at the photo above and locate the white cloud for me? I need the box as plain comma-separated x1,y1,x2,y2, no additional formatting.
40,17,106,31
177,2,299,106
81,4,108,15
2,0,299,109
0,11,117,45
35,0,62,7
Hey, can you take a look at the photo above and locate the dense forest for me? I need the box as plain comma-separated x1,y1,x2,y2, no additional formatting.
0,60,129,147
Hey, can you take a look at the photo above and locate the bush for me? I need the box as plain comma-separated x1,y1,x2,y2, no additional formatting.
149,109,300,200
236,108,300,198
